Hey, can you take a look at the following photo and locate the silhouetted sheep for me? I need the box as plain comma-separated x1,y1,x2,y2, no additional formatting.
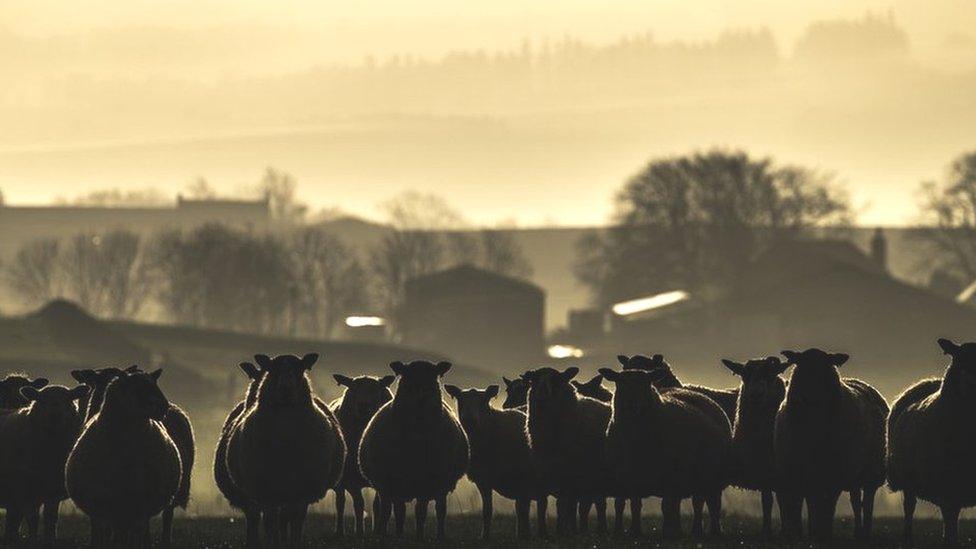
774,349,888,541
70,367,123,421
720,356,789,537
445,384,548,540
501,376,528,409
214,361,265,544
328,374,395,537
66,369,182,547
226,353,345,545
618,354,739,423
0,374,49,409
571,374,612,403
0,384,88,544
359,360,469,540
523,367,613,536
888,338,976,546
600,367,731,539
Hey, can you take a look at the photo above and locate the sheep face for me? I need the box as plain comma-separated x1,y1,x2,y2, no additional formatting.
445,385,498,427
333,374,395,419
571,374,612,402
20,385,89,430
781,348,848,403
501,376,528,409
0,375,49,409
389,360,451,409
252,354,317,407
938,338,976,397
598,368,661,412
105,369,170,420
723,357,788,405
523,367,578,406
616,354,681,388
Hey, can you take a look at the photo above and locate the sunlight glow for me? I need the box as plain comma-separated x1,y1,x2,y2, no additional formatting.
611,290,690,316
547,344,584,359
345,316,386,327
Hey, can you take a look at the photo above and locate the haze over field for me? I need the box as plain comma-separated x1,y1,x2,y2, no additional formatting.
2,0,976,226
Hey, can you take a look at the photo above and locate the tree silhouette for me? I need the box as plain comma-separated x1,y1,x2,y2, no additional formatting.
916,151,976,285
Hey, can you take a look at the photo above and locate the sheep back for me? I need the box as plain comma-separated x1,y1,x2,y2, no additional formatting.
164,404,194,509
214,400,249,510
465,407,542,500
528,395,613,498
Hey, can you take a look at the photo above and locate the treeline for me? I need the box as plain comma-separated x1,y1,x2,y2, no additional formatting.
4,220,532,339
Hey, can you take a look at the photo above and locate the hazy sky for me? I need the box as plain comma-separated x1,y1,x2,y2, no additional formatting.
2,0,976,226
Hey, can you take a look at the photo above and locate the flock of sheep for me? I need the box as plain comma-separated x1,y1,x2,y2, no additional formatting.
0,339,974,547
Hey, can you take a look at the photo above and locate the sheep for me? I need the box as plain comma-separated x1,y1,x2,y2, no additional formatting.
328,374,395,537
773,348,888,541
501,376,528,409
0,374,49,409
359,360,469,540
720,356,790,537
0,384,88,544
888,338,976,546
66,369,182,548
571,374,612,403
599,367,731,539
618,354,739,423
225,353,345,545
445,384,549,540
522,367,614,537
74,365,195,546
214,360,266,544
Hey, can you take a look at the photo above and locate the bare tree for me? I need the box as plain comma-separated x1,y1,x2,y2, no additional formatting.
915,151,976,284
477,229,533,278
59,231,151,318
258,167,307,222
184,177,217,199
5,238,62,306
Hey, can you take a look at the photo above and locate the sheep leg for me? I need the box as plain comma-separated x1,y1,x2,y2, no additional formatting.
262,508,280,543
374,494,391,536
536,496,549,539
334,489,346,536
849,488,863,539
476,484,492,539
41,500,59,544
902,492,916,544
392,499,405,538
24,505,39,543
822,490,840,540
555,497,571,536
515,498,531,540
577,498,591,533
434,495,447,540
613,497,626,537
777,491,802,540
414,498,429,541
862,486,877,539
940,503,960,547
760,490,774,538
161,505,174,547
4,506,23,544
288,504,308,544
351,488,366,537
629,496,642,537
661,497,682,540
244,508,260,547
691,495,704,537
595,497,608,534
706,491,722,538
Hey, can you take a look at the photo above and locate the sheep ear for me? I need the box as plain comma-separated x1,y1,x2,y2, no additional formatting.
597,368,619,383
583,375,601,387
148,369,163,382
444,384,462,399
254,355,273,369
390,361,407,376
435,361,452,377
722,359,745,376
19,386,40,401
829,353,850,367
502,376,513,387
333,374,354,387
379,375,396,387
69,385,91,401
560,367,579,381
521,370,537,383
781,350,800,364
768,357,790,375
300,353,319,370
31,377,49,389
616,355,629,367
239,362,261,380
70,370,92,383
938,338,960,356
485,385,499,400
652,354,665,364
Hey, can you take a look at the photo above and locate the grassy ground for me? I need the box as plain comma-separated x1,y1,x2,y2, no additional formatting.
17,513,976,548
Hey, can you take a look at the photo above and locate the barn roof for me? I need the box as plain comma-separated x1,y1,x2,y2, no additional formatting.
405,264,543,298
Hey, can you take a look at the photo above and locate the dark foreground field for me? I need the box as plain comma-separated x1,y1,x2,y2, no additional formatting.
22,513,976,548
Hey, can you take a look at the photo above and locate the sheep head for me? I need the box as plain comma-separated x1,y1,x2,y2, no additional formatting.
104,369,169,421
334,374,395,418
0,374,49,409
501,375,528,409
389,360,452,410
445,384,498,427
598,368,662,412
252,354,317,407
723,356,788,405
20,384,89,430
571,374,612,403
938,338,976,397
616,354,681,389
523,367,578,405
780,348,847,403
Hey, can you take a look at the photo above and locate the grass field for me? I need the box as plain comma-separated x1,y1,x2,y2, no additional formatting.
19,512,976,548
